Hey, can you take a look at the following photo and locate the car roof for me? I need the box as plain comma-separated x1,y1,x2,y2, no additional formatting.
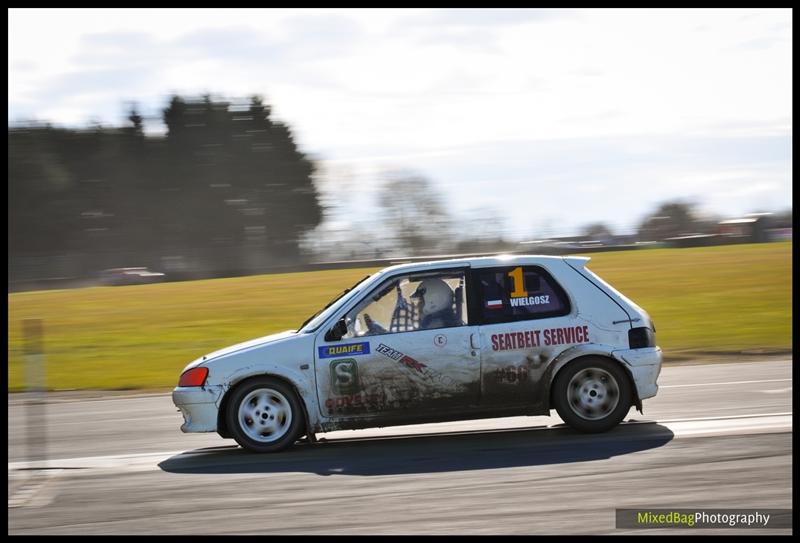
376,254,591,276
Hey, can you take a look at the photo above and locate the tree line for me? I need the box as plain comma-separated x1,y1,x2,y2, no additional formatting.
9,93,790,286
9,95,321,280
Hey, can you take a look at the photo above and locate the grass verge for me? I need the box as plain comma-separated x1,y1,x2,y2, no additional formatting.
8,241,791,391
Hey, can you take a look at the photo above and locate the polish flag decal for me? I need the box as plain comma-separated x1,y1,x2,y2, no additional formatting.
486,299,503,309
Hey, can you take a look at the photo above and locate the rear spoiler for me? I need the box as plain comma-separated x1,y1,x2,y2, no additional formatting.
562,256,591,269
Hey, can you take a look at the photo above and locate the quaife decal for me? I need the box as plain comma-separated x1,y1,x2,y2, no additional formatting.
318,341,370,359
330,358,360,395
490,325,590,351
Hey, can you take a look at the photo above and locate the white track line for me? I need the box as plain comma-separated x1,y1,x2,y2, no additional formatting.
8,469,64,508
632,411,791,423
659,378,792,388
7,413,792,474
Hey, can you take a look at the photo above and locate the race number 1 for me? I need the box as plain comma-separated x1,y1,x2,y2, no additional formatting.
508,266,528,298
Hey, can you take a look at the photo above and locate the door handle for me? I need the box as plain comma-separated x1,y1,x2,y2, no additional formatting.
470,333,480,349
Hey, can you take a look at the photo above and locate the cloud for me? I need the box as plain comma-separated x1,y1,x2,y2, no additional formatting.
390,8,576,51
8,8,792,236
737,35,790,50
282,12,366,56
76,31,184,68
175,14,365,66
405,8,576,28
414,27,504,52
81,31,154,48
318,130,791,237
174,27,282,64
32,67,159,103
10,60,37,72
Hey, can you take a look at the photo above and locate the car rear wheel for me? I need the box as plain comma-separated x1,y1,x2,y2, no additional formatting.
552,357,632,433
226,377,304,453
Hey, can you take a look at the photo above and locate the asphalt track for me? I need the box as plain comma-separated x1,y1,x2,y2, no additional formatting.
8,358,793,534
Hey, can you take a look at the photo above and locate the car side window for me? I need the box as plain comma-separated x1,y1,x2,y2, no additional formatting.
478,266,570,323
343,270,468,338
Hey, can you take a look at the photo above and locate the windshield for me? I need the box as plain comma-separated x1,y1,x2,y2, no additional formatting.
298,274,376,333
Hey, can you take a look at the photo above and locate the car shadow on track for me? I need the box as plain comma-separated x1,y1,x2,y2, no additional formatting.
158,421,674,477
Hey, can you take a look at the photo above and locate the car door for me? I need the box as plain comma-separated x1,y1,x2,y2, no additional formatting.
314,268,480,420
474,263,581,408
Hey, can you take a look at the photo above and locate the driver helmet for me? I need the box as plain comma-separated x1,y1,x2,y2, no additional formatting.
411,278,454,316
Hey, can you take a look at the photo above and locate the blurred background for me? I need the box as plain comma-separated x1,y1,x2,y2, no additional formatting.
8,8,792,390
7,11,793,535
8,8,791,291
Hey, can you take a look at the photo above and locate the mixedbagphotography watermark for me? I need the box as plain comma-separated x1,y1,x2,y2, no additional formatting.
616,509,792,529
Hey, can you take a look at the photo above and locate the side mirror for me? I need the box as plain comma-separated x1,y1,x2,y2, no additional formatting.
325,318,348,342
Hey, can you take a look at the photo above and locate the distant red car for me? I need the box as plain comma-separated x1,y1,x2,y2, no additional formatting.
100,267,166,286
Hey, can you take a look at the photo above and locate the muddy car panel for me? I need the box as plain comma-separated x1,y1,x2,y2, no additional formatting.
315,328,480,419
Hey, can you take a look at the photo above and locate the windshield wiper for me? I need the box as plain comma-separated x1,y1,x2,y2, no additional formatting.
298,275,371,330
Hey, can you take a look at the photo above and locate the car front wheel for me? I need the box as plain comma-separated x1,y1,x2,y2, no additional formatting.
226,377,304,453
552,357,633,433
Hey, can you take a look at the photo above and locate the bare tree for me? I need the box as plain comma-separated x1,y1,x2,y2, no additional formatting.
638,200,703,241
581,222,614,242
376,171,452,255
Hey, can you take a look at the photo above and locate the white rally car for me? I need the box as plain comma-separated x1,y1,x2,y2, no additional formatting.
173,255,662,453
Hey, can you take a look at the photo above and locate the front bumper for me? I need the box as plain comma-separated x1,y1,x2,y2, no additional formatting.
172,385,224,433
613,346,662,400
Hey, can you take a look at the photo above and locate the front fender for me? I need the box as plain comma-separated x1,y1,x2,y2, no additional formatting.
218,363,322,432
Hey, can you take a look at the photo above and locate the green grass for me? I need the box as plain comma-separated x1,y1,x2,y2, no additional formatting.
7,241,792,391
578,242,792,358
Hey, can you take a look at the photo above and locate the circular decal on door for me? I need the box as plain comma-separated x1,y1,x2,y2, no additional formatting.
434,334,447,347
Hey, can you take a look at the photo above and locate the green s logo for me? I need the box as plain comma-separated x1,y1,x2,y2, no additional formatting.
330,358,359,395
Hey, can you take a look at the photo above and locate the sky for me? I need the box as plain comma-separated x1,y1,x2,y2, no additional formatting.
8,8,793,240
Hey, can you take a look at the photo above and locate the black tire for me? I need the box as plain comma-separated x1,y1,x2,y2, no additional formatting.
552,357,633,433
225,377,304,453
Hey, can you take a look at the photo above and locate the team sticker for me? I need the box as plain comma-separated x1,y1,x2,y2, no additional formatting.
375,343,426,372
376,343,460,389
